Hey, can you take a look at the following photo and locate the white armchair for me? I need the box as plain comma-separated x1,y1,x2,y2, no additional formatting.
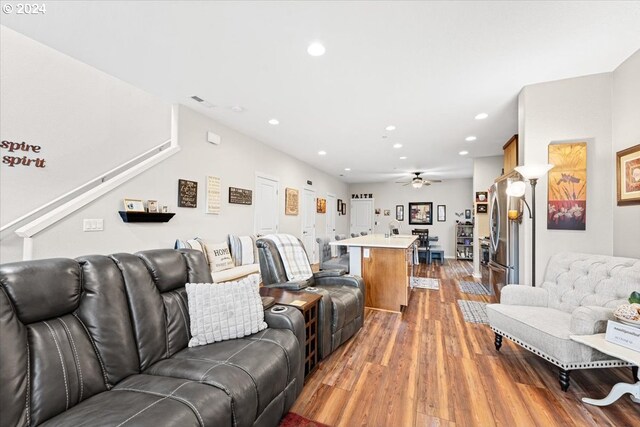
487,252,640,391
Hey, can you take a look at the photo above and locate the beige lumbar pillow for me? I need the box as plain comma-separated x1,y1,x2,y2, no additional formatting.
186,274,266,347
205,241,234,272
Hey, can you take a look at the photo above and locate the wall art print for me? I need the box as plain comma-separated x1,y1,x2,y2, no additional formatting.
616,143,640,206
316,198,326,213
285,188,299,215
547,141,586,230
409,202,433,225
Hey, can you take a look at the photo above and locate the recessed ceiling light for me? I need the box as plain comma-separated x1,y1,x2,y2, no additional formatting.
344,168,351,171
318,150,327,156
399,156,407,160
475,113,489,120
465,136,477,142
393,143,403,149
268,119,279,125
459,150,469,156
382,135,388,139
307,42,326,56
386,125,396,131
230,106,245,113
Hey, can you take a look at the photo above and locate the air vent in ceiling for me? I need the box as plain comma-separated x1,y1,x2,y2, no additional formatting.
190,95,215,108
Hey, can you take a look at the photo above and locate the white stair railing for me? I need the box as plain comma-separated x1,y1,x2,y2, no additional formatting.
1,105,181,260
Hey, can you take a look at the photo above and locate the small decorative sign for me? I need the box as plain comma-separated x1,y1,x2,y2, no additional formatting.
352,193,373,199
206,176,221,214
605,320,640,351
285,188,299,215
178,179,198,208
1,140,47,168
229,187,252,205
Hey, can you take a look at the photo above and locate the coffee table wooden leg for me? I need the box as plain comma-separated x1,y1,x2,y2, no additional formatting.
582,381,640,406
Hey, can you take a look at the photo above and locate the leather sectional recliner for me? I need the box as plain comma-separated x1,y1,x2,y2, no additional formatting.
0,249,305,427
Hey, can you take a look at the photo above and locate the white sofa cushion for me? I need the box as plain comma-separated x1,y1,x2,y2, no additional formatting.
228,234,258,266
204,241,235,272
211,263,260,283
186,274,266,347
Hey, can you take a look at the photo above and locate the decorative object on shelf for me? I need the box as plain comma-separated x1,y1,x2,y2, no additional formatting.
316,198,326,213
396,205,404,221
375,208,381,215
123,198,145,212
341,203,346,215
476,203,488,214
118,211,175,223
206,176,221,214
285,188,299,215
475,191,488,203
616,143,640,205
161,205,168,213
409,202,433,225
548,141,586,230
507,163,554,286
147,200,158,213
228,186,252,205
437,205,446,222
178,179,198,208
383,209,390,216
464,209,471,219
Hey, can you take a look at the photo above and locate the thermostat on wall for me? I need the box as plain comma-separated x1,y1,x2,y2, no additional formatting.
207,131,221,145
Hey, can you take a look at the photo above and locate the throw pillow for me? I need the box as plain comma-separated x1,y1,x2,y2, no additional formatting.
228,234,258,266
174,238,210,264
205,241,234,272
186,274,266,347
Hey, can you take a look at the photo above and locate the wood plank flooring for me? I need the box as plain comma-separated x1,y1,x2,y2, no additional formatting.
294,260,639,426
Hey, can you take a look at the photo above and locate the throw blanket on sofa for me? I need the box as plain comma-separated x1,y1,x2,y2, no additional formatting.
263,234,313,281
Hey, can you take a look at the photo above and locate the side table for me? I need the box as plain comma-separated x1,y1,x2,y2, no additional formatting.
570,333,639,406
260,287,322,379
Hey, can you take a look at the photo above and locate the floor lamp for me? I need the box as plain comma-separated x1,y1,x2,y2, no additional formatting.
506,164,554,286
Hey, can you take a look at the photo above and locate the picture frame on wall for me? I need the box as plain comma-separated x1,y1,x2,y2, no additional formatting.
341,203,346,215
437,204,446,222
396,205,404,221
475,192,488,203
123,198,145,212
337,199,343,212
317,198,327,213
476,203,488,214
548,141,587,230
285,188,299,215
465,209,471,219
408,202,433,225
616,143,640,205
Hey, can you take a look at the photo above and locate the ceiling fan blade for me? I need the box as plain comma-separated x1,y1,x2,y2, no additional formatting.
402,182,411,186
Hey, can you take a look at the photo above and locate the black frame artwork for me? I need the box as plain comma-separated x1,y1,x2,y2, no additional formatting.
408,202,433,225
437,205,446,222
396,205,404,221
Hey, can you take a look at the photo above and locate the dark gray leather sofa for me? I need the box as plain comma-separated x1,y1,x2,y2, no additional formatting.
256,237,364,360
0,249,305,427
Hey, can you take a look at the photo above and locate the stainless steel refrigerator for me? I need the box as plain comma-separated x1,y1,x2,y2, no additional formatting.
488,172,520,297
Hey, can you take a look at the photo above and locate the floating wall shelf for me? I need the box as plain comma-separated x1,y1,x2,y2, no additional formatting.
118,211,175,223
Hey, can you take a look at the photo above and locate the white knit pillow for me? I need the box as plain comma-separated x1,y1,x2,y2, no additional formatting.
186,274,266,347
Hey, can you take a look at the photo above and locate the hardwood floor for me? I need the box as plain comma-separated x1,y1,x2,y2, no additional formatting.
293,260,639,426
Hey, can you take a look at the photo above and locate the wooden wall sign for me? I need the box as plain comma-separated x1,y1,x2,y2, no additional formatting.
352,193,373,199
229,187,252,205
285,188,299,215
178,179,198,208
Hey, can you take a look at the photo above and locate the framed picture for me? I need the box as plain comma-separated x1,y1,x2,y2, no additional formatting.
465,209,471,219
123,198,145,212
178,179,198,208
548,141,587,230
437,204,446,222
383,209,390,216
616,143,640,205
476,203,488,214
475,191,488,203
147,200,158,213
341,203,346,215
408,202,433,225
161,206,168,213
317,198,327,213
375,208,381,215
285,188,299,215
337,199,343,212
396,205,404,221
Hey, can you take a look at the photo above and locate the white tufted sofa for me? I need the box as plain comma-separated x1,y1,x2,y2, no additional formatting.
487,252,640,391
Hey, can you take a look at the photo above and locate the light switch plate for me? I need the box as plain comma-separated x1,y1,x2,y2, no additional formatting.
83,219,104,232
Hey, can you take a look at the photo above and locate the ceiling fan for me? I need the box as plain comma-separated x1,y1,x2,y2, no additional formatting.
396,172,442,188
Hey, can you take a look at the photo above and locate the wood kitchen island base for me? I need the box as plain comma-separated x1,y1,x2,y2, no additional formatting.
332,234,417,313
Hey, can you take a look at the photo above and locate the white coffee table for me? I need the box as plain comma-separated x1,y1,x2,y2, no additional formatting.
570,333,639,406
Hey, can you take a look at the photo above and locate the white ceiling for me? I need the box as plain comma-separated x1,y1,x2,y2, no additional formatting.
3,1,639,183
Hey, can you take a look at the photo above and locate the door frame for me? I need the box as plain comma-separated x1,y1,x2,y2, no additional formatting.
254,172,280,235
301,187,317,263
326,193,337,256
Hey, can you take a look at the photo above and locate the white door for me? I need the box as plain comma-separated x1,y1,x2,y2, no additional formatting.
302,188,317,263
254,175,279,236
350,199,374,236
326,194,337,256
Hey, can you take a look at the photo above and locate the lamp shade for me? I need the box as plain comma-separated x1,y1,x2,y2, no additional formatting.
412,180,423,189
515,164,554,180
506,180,526,197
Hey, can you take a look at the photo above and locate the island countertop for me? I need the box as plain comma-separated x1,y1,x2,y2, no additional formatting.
330,234,417,249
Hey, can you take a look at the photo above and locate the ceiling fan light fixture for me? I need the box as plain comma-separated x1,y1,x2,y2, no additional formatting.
412,181,423,189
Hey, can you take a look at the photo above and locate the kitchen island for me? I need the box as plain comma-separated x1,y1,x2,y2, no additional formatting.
331,234,417,312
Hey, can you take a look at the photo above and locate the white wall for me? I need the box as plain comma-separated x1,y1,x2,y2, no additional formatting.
348,179,473,258
612,50,640,258
472,155,503,274
0,26,170,225
518,73,613,284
